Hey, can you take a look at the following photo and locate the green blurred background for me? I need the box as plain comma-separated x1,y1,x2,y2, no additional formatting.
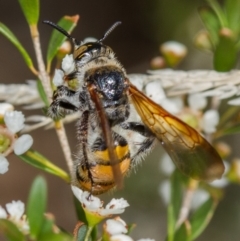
1,0,240,240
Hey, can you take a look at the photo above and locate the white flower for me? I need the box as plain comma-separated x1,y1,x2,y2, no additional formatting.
53,69,64,86
0,103,14,116
159,153,175,175
0,155,9,174
0,82,42,108
106,218,127,235
1,200,29,234
6,200,25,221
110,234,134,241
158,180,170,205
62,54,75,74
13,134,33,155
161,97,183,115
191,189,210,210
71,185,129,216
101,198,129,216
145,81,166,104
161,41,187,57
0,206,7,218
4,111,25,134
201,109,219,134
228,97,240,106
188,94,207,110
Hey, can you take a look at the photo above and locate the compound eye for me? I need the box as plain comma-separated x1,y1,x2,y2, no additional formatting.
79,52,92,64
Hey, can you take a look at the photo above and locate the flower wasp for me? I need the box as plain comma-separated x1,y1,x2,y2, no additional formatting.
44,20,225,195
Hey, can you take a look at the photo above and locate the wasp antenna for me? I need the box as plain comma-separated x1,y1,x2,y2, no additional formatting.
43,20,81,46
98,21,122,43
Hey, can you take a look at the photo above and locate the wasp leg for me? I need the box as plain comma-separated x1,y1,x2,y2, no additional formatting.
120,122,156,168
120,122,152,137
48,85,79,120
74,110,95,194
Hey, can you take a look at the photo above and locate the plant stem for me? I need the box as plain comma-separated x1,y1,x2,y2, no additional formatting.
176,179,198,228
30,24,73,173
84,226,93,241
30,24,52,102
55,121,73,172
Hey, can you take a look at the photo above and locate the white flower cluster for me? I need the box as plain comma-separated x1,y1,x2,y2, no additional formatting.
71,185,129,216
0,200,29,234
53,54,75,87
0,104,33,174
104,217,155,241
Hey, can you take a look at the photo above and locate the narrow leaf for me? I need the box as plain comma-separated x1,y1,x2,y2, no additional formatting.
167,170,183,240
39,232,73,241
213,32,238,71
18,0,39,25
74,196,87,224
198,6,220,47
19,149,70,183
0,23,37,74
27,176,47,239
190,198,217,240
37,80,49,106
225,0,240,33
46,15,79,70
0,219,25,241
206,0,228,27
76,225,89,241
221,124,240,136
174,222,191,241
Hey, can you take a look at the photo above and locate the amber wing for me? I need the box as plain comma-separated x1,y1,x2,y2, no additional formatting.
128,82,224,181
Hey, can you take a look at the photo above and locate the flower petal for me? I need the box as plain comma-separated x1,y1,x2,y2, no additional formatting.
13,134,33,155
110,234,134,241
6,200,25,220
145,81,166,104
62,54,75,74
0,103,14,116
0,206,7,218
53,69,64,87
106,219,127,235
4,111,25,134
0,155,9,174
202,110,219,134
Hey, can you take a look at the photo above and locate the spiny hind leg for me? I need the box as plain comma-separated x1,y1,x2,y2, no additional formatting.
121,121,156,167
48,85,79,119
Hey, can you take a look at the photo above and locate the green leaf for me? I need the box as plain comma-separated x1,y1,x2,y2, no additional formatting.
225,0,240,33
220,123,240,136
27,176,47,239
0,219,25,241
174,222,191,241
19,149,70,183
37,213,73,241
167,170,184,241
198,6,220,47
46,15,79,70
0,22,36,74
76,225,89,241
74,196,87,224
18,0,39,25
190,198,217,240
206,0,228,27
37,80,49,106
39,232,73,241
213,32,238,71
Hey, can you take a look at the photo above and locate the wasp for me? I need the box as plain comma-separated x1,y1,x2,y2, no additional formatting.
44,20,225,195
